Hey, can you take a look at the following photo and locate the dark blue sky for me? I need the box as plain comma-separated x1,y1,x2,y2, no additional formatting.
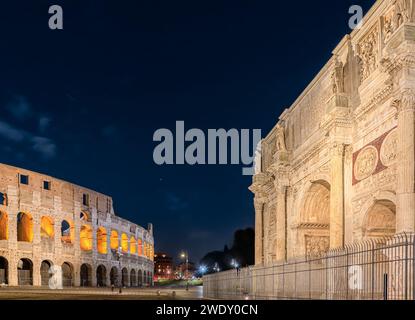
0,0,374,262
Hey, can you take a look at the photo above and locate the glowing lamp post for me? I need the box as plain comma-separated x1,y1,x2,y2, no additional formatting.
180,251,189,280
231,259,239,269
199,265,207,276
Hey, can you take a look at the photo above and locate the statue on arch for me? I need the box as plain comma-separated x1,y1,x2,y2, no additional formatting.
275,123,287,152
393,0,412,28
331,58,344,94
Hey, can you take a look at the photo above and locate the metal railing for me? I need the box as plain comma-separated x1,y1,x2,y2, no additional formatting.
203,233,415,300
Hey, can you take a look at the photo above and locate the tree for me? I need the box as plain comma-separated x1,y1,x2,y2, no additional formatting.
199,228,254,274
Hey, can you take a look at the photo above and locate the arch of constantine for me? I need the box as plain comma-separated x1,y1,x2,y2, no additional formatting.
0,162,154,287
249,0,415,266
204,0,415,300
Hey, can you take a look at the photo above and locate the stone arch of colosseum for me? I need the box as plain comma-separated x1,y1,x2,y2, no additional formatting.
121,267,129,286
17,257,33,286
40,259,53,286
130,269,137,286
110,266,118,285
96,264,107,287
80,263,93,287
0,255,8,284
62,261,74,287
0,163,154,287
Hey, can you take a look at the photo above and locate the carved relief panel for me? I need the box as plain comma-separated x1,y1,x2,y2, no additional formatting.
383,0,413,44
357,26,379,83
305,235,329,260
353,127,397,184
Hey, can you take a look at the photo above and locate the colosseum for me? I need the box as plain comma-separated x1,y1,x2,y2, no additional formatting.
0,162,155,287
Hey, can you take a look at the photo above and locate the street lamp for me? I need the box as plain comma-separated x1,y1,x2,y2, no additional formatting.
213,262,220,273
180,251,189,280
231,258,239,269
199,265,207,276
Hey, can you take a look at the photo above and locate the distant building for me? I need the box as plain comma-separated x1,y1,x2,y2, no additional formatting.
175,261,195,279
154,252,174,280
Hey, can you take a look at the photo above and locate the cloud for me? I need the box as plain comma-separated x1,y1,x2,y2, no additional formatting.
31,136,57,159
0,121,57,160
39,116,51,133
165,192,190,212
0,121,26,142
6,96,32,120
0,96,57,160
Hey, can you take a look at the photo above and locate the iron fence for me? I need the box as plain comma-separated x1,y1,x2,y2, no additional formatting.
203,233,415,300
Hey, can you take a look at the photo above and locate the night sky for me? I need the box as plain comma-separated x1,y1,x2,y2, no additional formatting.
0,0,374,263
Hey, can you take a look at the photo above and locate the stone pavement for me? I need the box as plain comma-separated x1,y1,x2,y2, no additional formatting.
0,286,203,300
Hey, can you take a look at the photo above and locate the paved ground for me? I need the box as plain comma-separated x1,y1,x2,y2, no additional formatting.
0,286,204,300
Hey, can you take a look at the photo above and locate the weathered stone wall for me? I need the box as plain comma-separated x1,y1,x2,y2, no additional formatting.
0,162,154,287
251,0,415,265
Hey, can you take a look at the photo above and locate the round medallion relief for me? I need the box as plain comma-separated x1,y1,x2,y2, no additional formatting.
380,129,397,167
354,145,378,181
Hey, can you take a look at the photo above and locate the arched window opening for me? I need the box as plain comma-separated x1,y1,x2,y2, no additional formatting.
80,211,90,222
137,239,143,256
130,237,137,254
0,256,8,285
80,263,92,287
110,267,118,286
17,258,33,285
80,225,93,251
121,233,129,253
97,227,108,254
130,269,137,287
122,268,129,287
137,269,143,287
41,216,54,239
61,220,74,244
143,270,147,285
0,192,7,206
0,211,8,240
149,244,154,261
97,265,107,287
40,260,52,286
62,262,73,287
17,212,33,242
110,230,119,250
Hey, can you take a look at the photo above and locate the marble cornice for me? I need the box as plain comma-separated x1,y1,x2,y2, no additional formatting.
354,82,394,121
291,137,327,172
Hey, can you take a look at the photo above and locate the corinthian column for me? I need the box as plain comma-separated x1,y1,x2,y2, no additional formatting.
329,143,345,249
275,184,287,261
254,197,264,265
396,89,415,232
